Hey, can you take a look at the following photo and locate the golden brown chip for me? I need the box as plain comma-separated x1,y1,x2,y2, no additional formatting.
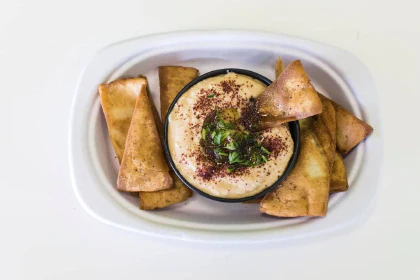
260,122,330,217
159,66,199,120
138,66,198,209
140,172,192,210
313,97,336,172
334,103,373,154
330,153,348,192
117,85,173,192
275,57,284,78
258,56,284,130
272,60,349,195
314,95,352,193
257,60,323,127
98,77,147,162
318,94,373,154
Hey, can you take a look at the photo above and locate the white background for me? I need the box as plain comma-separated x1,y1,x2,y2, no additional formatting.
1,0,419,279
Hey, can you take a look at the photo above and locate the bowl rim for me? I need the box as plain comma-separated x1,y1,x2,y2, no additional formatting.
163,68,300,203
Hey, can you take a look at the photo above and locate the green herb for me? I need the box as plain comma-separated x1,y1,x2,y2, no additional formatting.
225,141,236,150
261,146,270,155
215,149,228,156
220,130,231,141
201,128,207,140
228,152,239,164
213,132,222,145
242,160,252,166
229,152,245,164
217,120,226,129
200,108,271,171
207,94,215,98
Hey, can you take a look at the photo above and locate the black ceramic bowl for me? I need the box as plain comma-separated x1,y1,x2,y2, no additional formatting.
163,69,300,203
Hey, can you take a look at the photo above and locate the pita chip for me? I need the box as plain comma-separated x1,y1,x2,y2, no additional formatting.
318,94,373,154
274,60,349,194
273,59,349,194
159,66,199,120
98,77,147,162
257,60,323,127
117,85,173,192
139,172,192,210
334,101,373,154
260,121,330,217
314,95,354,193
313,97,336,172
138,66,198,209
275,56,284,78
330,153,349,193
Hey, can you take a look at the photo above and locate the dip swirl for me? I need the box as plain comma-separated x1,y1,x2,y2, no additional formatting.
167,73,294,199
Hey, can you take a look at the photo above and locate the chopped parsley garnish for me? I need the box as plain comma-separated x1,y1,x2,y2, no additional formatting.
261,146,270,155
200,108,270,173
207,94,215,98
213,132,222,145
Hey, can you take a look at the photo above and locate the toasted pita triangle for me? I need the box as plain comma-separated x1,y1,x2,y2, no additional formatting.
138,66,198,209
260,121,330,217
139,171,192,210
159,66,199,120
275,57,284,78
98,77,147,162
257,60,323,127
274,59,349,194
314,95,352,193
313,97,336,172
330,153,348,192
318,93,373,154
117,85,173,192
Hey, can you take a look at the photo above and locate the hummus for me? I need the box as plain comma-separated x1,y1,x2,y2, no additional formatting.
167,73,294,199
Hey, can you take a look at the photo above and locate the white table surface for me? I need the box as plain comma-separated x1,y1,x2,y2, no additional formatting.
1,0,419,279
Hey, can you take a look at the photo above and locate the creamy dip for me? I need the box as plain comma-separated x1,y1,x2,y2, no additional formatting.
168,73,294,199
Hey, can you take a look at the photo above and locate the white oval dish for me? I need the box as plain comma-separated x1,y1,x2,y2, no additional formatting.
69,30,383,243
